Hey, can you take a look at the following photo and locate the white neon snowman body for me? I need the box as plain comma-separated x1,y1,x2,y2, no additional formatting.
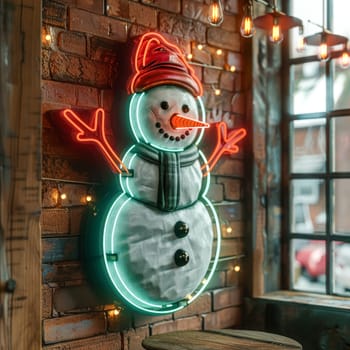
101,85,220,313
60,33,245,315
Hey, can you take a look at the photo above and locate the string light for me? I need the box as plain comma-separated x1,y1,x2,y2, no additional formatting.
240,1,255,38
234,265,241,272
340,50,350,69
216,48,223,56
197,44,204,50
226,226,233,234
208,0,224,27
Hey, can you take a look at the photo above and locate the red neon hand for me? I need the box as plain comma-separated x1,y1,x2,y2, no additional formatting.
202,122,247,176
61,108,128,174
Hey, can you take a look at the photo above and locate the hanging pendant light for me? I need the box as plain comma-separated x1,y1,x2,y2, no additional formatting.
339,49,350,69
240,0,255,38
304,0,348,62
253,0,302,44
208,0,224,26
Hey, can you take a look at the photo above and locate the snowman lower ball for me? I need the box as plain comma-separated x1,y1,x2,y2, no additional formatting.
88,33,221,315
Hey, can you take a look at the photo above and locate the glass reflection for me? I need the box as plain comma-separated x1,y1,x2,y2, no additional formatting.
334,242,350,295
291,118,326,173
331,117,350,172
291,179,326,234
290,63,326,114
333,179,350,234
292,239,326,293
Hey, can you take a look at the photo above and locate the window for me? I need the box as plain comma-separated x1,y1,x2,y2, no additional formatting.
285,0,350,296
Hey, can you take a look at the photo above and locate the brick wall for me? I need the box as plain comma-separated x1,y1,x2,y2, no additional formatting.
41,0,246,348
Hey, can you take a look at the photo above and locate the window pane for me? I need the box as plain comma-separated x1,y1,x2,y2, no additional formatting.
331,116,350,172
333,179,350,234
333,0,350,38
291,119,326,173
290,63,326,114
334,242,350,296
289,0,323,59
292,239,326,293
333,62,350,110
291,179,326,234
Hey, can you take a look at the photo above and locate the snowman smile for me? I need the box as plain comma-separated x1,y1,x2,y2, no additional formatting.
154,120,189,142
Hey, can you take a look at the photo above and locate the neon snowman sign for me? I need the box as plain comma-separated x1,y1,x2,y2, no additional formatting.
59,32,246,315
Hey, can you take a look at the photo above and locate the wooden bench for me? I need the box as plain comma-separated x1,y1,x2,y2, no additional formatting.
142,329,303,350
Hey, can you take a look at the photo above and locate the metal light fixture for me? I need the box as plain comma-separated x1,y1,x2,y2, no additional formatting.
208,0,224,26
240,0,256,38
253,0,302,44
304,0,348,61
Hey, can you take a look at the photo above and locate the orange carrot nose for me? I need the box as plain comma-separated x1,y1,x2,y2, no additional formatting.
170,114,209,130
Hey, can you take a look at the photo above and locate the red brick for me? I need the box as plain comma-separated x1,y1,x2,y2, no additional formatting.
141,0,181,13
42,80,76,105
221,221,244,239
69,7,128,42
227,51,243,71
41,208,69,233
43,312,107,344
191,45,212,65
224,0,239,14
129,2,158,28
43,333,122,350
57,31,87,56
203,306,241,329
182,0,208,23
159,13,206,43
212,158,244,177
221,14,238,32
151,316,202,335
106,0,129,18
123,327,149,350
49,51,112,88
133,313,172,328
212,286,243,310
217,177,242,200
174,292,211,319
89,36,118,64
203,68,221,85
76,0,104,14
43,0,66,27
220,70,235,91
231,92,246,114
208,28,240,51
207,183,224,202
76,85,99,107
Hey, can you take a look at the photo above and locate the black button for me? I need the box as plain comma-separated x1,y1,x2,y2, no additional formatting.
174,221,189,238
174,249,189,267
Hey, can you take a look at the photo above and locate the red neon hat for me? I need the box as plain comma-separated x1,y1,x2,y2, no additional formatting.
128,32,203,97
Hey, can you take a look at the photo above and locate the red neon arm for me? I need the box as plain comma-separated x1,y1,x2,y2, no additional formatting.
201,122,247,177
61,108,128,174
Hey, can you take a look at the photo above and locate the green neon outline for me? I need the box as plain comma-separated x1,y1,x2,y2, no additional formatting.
103,194,185,314
101,192,221,314
199,150,210,197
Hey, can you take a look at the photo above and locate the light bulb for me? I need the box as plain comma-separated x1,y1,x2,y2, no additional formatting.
214,88,221,96
269,20,283,44
240,4,255,38
60,193,67,200
197,44,204,50
187,53,193,60
318,42,329,61
208,0,224,26
340,51,350,69
234,265,241,272
86,195,93,203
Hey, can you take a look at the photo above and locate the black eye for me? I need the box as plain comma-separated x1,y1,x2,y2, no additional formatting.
182,104,190,113
160,101,169,110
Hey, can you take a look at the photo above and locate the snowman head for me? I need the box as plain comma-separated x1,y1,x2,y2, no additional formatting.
127,32,207,152
129,85,207,151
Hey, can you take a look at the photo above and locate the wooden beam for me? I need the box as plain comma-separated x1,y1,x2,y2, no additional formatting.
0,1,41,349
